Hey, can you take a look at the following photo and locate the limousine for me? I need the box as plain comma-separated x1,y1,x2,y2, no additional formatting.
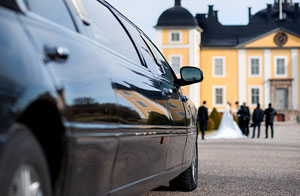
0,0,203,196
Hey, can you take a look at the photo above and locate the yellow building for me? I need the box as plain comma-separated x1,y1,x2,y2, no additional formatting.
156,0,300,121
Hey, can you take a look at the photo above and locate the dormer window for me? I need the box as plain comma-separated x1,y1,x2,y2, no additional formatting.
282,12,287,20
170,31,181,43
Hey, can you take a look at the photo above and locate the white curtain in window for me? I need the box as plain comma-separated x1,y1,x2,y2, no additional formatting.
276,58,285,75
214,58,223,76
251,58,259,75
171,56,181,74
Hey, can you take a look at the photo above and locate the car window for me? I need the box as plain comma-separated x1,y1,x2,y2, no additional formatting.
25,0,76,31
81,0,140,64
142,36,175,83
116,15,157,69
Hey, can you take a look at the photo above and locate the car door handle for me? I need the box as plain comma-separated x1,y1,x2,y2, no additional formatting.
44,46,70,63
181,95,189,102
162,88,173,96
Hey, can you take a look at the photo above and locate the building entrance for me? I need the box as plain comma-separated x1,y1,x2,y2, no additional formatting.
276,88,288,110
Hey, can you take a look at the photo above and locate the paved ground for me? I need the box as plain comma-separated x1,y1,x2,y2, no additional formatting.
142,122,300,196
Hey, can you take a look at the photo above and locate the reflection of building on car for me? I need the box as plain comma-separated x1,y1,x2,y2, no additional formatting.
156,0,300,121
0,0,203,196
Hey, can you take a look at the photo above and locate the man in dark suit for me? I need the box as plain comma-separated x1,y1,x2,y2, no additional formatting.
198,101,208,140
252,103,264,138
237,102,250,136
264,103,277,139
243,102,250,136
237,103,245,135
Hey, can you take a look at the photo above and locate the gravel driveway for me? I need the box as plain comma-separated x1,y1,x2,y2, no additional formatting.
142,122,300,196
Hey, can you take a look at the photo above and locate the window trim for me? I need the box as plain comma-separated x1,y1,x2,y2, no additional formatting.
248,85,262,107
86,2,145,67
274,56,288,77
212,56,226,77
18,0,78,32
69,0,91,25
169,31,182,43
248,56,262,77
169,55,182,75
141,35,177,81
213,86,226,107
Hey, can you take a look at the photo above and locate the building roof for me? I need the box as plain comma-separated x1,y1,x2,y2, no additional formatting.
197,2,300,47
155,0,198,28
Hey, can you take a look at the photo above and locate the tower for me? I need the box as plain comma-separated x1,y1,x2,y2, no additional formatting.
155,0,202,107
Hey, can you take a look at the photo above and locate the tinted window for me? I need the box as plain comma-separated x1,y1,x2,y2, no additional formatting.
143,37,175,82
81,0,140,64
116,15,156,68
25,0,76,31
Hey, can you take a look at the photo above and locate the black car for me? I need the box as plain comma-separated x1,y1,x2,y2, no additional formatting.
0,0,203,196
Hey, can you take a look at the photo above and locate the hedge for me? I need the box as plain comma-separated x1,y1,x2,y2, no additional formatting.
210,107,221,129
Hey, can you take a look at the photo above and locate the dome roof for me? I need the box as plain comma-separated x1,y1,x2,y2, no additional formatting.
156,0,198,28
250,3,297,24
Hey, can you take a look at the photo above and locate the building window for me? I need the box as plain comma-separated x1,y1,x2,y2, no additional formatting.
213,86,226,106
249,86,262,106
170,55,182,74
274,56,288,77
135,100,148,108
168,102,178,108
122,90,131,96
248,56,261,77
169,31,181,43
213,57,225,77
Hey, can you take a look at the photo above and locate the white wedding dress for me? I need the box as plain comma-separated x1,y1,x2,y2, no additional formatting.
207,104,245,139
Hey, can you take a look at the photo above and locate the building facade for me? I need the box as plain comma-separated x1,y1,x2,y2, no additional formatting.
155,0,300,121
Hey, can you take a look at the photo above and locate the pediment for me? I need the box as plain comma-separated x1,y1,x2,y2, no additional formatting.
239,28,300,48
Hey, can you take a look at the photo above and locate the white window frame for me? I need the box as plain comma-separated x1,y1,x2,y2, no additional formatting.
248,56,262,77
169,55,182,75
212,56,226,77
169,31,182,43
213,86,226,107
274,56,288,77
248,86,262,107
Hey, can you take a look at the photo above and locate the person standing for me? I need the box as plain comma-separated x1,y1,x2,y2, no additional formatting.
252,103,264,138
237,103,249,136
237,103,246,135
243,102,250,137
264,103,277,139
235,101,240,111
198,101,208,140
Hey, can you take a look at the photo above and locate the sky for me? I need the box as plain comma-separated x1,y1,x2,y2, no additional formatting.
106,0,300,42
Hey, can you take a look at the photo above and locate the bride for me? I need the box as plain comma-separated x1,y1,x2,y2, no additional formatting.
208,102,245,139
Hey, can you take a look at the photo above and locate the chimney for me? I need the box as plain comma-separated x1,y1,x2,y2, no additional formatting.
214,10,218,19
175,0,181,7
295,3,300,22
295,3,299,11
208,5,214,17
196,14,206,20
248,7,252,22
267,4,272,22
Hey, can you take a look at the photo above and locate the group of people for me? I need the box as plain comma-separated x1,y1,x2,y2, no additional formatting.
198,101,277,140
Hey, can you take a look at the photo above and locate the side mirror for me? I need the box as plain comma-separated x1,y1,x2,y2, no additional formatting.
178,67,203,86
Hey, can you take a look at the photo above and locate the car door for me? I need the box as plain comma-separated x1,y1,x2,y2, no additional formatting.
180,90,198,165
18,0,120,195
105,10,172,194
142,37,188,169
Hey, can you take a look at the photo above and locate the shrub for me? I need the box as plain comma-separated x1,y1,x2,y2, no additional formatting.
210,107,221,129
206,118,215,130
147,111,172,125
